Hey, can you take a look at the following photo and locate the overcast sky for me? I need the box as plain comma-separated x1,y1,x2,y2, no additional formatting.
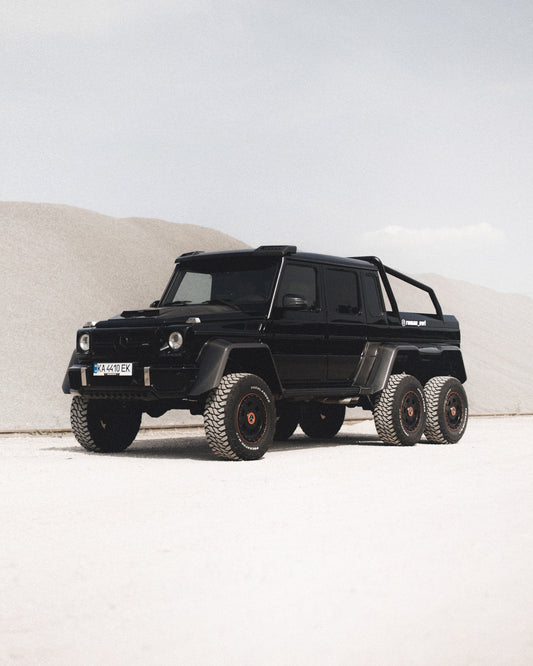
2,1,532,294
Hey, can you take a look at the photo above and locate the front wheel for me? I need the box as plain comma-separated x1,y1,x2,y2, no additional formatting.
204,373,275,460
424,376,468,444
374,373,426,446
70,397,141,452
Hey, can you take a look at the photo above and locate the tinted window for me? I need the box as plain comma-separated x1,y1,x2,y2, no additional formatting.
162,256,278,314
364,272,386,319
276,264,318,309
325,269,360,318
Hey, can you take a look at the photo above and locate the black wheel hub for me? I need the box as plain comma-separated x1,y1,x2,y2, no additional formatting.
237,393,267,444
401,391,422,432
445,391,463,431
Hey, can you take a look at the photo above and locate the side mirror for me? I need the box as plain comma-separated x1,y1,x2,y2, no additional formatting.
282,294,307,310
150,300,160,308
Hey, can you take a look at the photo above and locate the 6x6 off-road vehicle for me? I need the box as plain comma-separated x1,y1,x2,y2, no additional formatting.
63,246,468,459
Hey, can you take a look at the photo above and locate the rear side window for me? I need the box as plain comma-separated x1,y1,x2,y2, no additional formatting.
325,269,361,319
364,272,386,320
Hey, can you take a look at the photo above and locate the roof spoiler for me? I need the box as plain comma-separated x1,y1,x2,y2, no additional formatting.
254,245,297,256
175,250,204,263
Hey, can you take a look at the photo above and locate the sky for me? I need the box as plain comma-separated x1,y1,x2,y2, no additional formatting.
2,0,532,294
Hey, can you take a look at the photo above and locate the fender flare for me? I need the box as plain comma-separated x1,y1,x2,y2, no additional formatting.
189,339,283,397
363,344,467,395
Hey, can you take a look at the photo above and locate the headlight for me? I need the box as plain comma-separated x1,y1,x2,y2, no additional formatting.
168,331,183,350
79,333,91,352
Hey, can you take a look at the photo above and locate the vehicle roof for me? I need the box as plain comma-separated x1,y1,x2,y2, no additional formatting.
289,252,376,270
176,247,378,271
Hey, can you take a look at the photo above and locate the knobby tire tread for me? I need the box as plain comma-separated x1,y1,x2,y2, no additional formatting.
424,375,467,445
374,373,406,446
424,376,448,444
204,373,248,460
70,396,101,452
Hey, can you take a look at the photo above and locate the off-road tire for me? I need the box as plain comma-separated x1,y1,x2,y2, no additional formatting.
424,376,468,444
203,373,275,460
374,373,426,446
70,396,141,452
274,402,300,441
299,403,346,439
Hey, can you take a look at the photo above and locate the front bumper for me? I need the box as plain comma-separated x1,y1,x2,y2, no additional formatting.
67,363,197,400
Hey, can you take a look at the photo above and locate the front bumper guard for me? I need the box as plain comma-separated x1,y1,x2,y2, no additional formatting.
67,364,196,400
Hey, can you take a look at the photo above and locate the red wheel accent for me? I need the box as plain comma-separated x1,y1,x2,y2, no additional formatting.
236,392,268,444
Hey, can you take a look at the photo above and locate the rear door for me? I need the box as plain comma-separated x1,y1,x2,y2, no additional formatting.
324,267,367,383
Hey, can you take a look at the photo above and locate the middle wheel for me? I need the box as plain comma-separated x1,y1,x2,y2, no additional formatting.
374,373,426,446
299,403,346,439
204,373,276,460
274,401,301,441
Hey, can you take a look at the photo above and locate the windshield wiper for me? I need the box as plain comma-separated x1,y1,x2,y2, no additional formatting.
166,300,192,306
202,299,241,311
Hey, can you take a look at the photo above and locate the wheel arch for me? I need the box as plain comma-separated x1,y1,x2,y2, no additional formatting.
366,344,467,395
189,339,283,397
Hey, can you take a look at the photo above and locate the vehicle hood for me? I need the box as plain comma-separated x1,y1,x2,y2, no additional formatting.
94,304,253,328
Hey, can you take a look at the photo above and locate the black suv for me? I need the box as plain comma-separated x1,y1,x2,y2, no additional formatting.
63,245,468,459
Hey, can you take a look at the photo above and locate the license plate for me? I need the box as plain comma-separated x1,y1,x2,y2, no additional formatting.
93,362,133,376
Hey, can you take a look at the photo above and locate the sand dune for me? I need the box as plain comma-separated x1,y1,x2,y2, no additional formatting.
392,273,533,415
0,202,246,429
1,201,531,430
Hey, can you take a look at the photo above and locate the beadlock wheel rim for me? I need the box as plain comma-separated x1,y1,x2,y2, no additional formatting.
401,391,422,432
445,391,463,431
237,393,267,444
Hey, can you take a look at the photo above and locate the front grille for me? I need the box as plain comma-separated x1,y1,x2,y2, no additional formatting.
92,328,161,361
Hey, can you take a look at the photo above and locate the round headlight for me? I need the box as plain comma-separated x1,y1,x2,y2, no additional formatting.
168,331,183,350
79,333,91,352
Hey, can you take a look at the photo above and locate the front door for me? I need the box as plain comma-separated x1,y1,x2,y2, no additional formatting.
266,262,327,386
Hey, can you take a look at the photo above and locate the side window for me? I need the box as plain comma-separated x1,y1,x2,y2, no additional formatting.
276,264,318,309
325,269,361,319
364,272,386,320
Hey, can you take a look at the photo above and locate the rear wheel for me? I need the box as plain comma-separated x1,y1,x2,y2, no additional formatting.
374,374,426,446
424,376,468,444
70,397,141,452
299,403,346,439
204,373,275,460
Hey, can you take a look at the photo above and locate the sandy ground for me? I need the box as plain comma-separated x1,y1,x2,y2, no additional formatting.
1,416,532,666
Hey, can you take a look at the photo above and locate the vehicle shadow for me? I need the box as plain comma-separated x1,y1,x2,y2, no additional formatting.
271,433,389,452
50,431,395,461
46,435,214,461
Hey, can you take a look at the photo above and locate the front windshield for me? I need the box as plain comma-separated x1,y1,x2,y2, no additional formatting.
162,256,279,314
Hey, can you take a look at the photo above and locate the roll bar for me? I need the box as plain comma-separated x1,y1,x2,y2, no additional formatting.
352,256,444,320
